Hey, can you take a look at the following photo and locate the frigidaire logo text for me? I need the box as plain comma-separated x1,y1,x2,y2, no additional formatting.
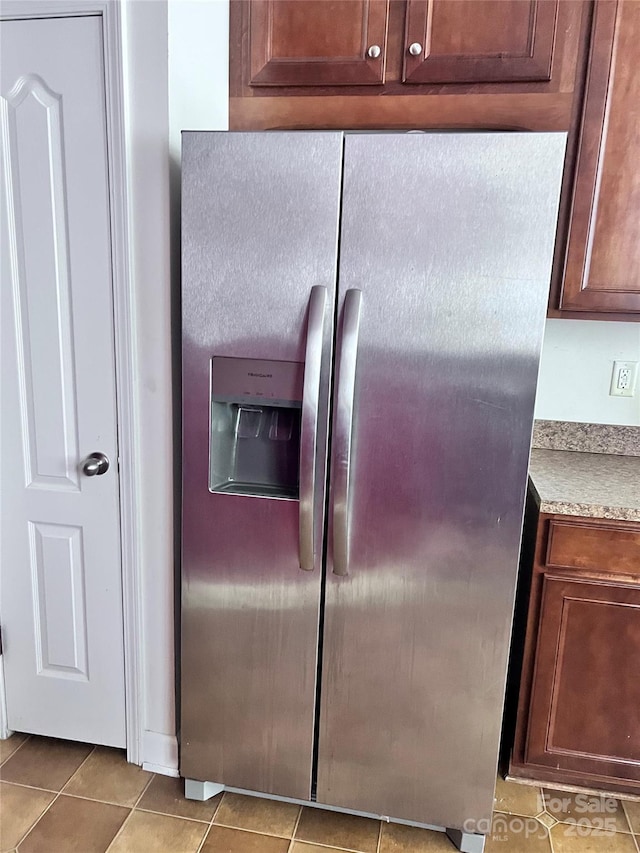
248,372,272,378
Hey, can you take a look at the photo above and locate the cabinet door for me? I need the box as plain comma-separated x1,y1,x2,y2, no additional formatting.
403,0,558,84
525,575,640,781
560,0,640,313
249,0,390,86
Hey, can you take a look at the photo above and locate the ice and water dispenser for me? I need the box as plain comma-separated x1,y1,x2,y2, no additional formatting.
209,357,303,499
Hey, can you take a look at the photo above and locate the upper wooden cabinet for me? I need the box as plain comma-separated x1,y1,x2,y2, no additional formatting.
558,0,640,314
403,0,558,85
249,1,390,86
247,0,560,88
231,0,587,132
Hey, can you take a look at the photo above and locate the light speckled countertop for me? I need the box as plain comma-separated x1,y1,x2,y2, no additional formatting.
529,447,640,522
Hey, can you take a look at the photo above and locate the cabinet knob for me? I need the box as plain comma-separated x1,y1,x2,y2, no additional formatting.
367,44,381,59
408,42,423,57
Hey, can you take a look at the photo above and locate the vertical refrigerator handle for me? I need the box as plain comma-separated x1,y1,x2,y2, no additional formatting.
332,289,362,577
299,286,327,571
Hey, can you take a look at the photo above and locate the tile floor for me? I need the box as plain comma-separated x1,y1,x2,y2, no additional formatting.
1,733,639,852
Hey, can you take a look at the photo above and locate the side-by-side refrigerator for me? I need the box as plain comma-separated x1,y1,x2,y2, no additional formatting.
181,131,565,849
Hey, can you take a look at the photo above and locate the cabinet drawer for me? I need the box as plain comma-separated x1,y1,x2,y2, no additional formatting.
546,519,640,577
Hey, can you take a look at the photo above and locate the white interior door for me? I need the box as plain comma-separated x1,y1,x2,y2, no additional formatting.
0,14,126,747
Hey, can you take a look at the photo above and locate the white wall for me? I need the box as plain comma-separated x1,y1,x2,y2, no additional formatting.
536,320,640,425
122,0,176,772
168,0,229,156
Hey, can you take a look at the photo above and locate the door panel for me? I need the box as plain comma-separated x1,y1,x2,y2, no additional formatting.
317,133,565,829
525,576,640,779
249,0,389,86
0,16,125,746
180,132,342,799
404,0,558,84
561,0,640,312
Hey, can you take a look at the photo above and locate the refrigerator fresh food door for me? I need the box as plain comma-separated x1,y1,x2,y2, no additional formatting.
318,132,566,830
181,131,342,799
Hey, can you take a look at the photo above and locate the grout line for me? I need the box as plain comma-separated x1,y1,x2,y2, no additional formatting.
59,744,98,794
10,744,97,850
552,816,635,834
0,733,31,768
286,802,303,853
209,787,225,824
547,819,556,853
194,822,212,853
211,820,299,840
0,780,59,794
285,842,366,853
135,805,212,825
194,784,227,853
104,772,156,852
623,802,637,835
375,816,382,853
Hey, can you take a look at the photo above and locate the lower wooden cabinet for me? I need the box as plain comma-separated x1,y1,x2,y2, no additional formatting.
509,509,640,793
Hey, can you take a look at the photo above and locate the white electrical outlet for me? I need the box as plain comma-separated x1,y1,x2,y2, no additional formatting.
610,361,638,397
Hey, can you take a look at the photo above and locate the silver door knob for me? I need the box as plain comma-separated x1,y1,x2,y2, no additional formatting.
408,42,423,56
82,452,110,476
367,45,381,59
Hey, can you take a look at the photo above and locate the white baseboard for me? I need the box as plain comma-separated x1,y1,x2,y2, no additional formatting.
142,730,179,776
0,657,14,740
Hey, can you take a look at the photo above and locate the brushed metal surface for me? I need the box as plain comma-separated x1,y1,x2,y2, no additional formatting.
81,452,110,477
332,289,362,577
317,132,566,831
181,132,342,798
300,286,327,570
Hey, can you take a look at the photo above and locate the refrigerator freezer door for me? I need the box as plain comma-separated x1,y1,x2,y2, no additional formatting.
318,133,566,830
181,132,342,798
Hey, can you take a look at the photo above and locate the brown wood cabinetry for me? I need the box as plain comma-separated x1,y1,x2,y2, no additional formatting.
556,0,640,314
403,0,558,85
509,508,640,793
230,0,587,131
248,1,390,86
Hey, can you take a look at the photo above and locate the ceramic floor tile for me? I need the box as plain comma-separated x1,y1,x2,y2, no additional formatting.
295,806,379,852
201,825,290,853
0,782,55,852
550,822,637,852
213,792,299,837
0,736,93,791
543,790,631,833
18,794,128,853
63,746,152,806
485,813,552,852
622,801,640,835
138,774,222,821
379,822,457,851
107,810,207,853
494,777,544,817
290,844,363,853
0,733,28,767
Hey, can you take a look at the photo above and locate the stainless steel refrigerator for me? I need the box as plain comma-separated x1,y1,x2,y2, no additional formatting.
181,131,565,852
